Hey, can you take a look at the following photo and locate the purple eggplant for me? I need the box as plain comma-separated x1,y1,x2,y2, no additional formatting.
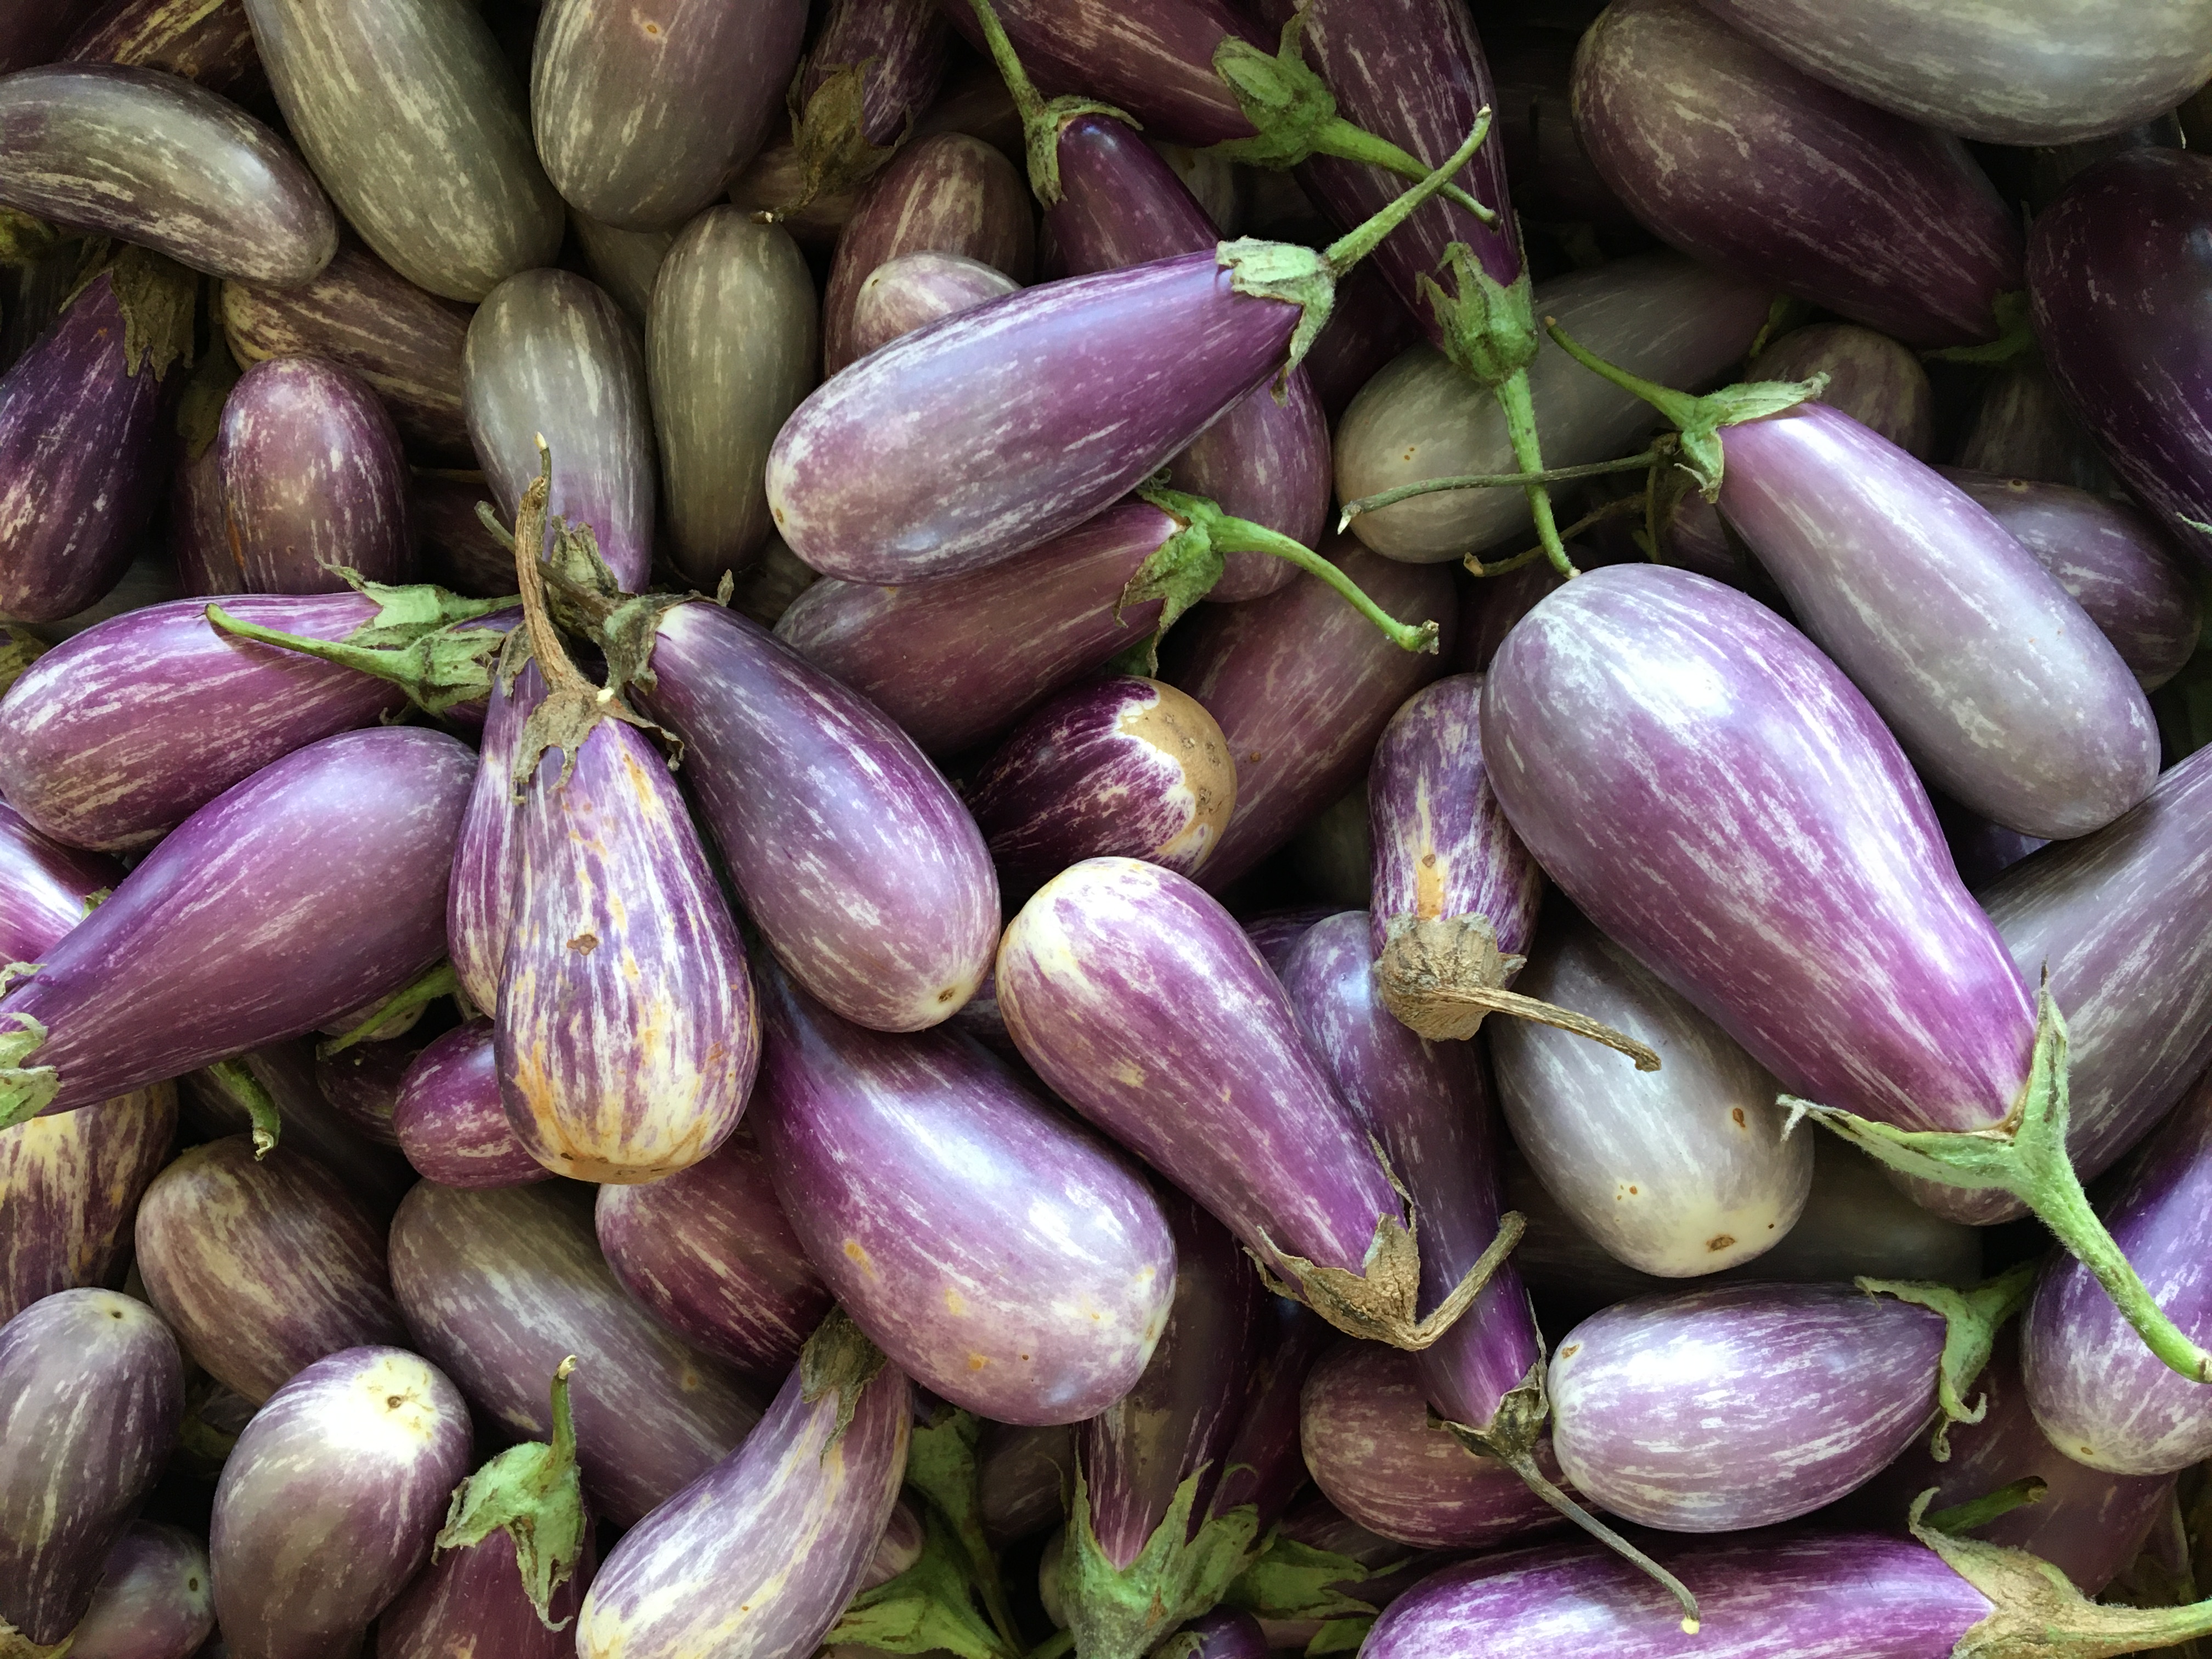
594,1127,832,1381
63,0,262,101
219,241,474,463
981,1421,1078,1547
784,0,949,207
820,131,1035,376
850,250,1020,360
388,1178,764,1528
1299,262,1420,426
315,1037,413,1148
211,1345,471,1659
0,1288,183,1648
1749,324,1933,458
179,1041,416,1219
1571,0,2021,347
0,1082,173,1325
389,1019,544,1189
413,473,516,598
241,0,562,303
133,1133,404,1403
462,269,656,592
66,1521,217,1659
1954,358,2111,492
0,63,334,285
445,656,537,1014
575,1312,910,1659
0,794,120,955
753,962,1175,1424
969,675,1238,884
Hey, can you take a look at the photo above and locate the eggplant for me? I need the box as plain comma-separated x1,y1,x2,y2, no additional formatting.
594,1128,832,1382
1570,0,2022,347
531,0,807,233
314,1037,413,1149
388,1178,764,1528
969,675,1238,884
0,1288,183,1649
1748,324,1933,458
240,0,562,302
575,1312,911,1659
62,0,261,101
785,0,949,207
0,794,120,956
210,1345,471,1659
753,962,1175,1425
568,212,670,330
462,269,656,593
0,1082,173,1325
413,473,516,599
0,727,472,1127
389,1019,543,1189
0,63,332,285
65,1521,216,1659
981,1422,1077,1547
1300,261,1420,425
179,1041,415,1220
850,250,1020,360
820,131,1035,376
219,242,474,463
647,208,817,591
445,657,536,1014
1953,358,2110,492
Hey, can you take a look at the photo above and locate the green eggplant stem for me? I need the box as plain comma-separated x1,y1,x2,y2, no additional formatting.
1493,369,1578,579
1338,449,1660,528
318,961,460,1059
1923,1477,2047,1537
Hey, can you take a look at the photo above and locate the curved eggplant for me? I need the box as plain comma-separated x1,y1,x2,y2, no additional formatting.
315,1037,414,1148
65,1521,216,1659
62,0,261,100
1748,323,1933,458
445,657,536,1014
179,1041,415,1220
0,795,120,957
389,1019,543,1189
850,250,1019,360
0,1083,174,1325
784,0,948,207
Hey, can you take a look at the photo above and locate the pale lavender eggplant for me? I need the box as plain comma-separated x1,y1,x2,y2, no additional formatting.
1570,0,2022,347
0,1288,183,1648
634,600,998,1032
789,0,948,196
849,250,1020,360
446,660,538,1013
969,676,1238,883
179,1041,415,1220
776,500,1171,758
594,1127,832,1380
65,1521,217,1659
1954,359,2109,492
1747,324,1933,458
981,1421,1077,1546
0,63,335,284
211,1345,471,1659
575,1321,911,1659
63,0,262,101
753,963,1175,1425
390,1019,547,1189
1938,468,2202,691
0,1084,174,1325
820,131,1035,376
1173,543,1455,890
0,794,121,958
862,1499,926,1590
376,1521,594,1659
0,727,474,1123
315,1037,414,1148
388,1178,764,1528
462,269,656,591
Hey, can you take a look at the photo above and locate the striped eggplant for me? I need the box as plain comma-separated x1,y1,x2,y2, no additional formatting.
389,1178,764,1528
1937,470,2199,691
220,242,474,463
784,0,948,207
64,1521,216,1659
1748,324,1933,458
391,1019,545,1188
532,0,807,232
1570,0,2022,347
0,63,334,285
0,795,118,949
595,1128,832,1381
315,1036,414,1148
820,131,1035,376
575,1312,910,1659
211,1346,471,1659
178,1041,415,1219
241,0,562,302
753,962,1175,1424
647,208,817,591
1489,912,1810,1279
568,212,670,329
463,269,656,592
1208,1300,1331,1533
0,249,191,623
0,726,475,1125
968,675,1237,884
63,0,261,100
0,1083,173,1325
849,250,1020,360
1954,358,2110,492
446,657,536,1013
133,1134,404,1403
414,473,515,598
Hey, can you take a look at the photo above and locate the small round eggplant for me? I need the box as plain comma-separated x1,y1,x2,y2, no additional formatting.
0,1084,174,1325
850,250,1020,360
1747,324,1933,458
390,1019,548,1189
65,1521,217,1659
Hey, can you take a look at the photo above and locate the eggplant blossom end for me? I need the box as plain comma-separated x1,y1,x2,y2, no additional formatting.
1855,1262,2035,1462
0,1013,58,1130
436,1355,589,1630
1064,1460,1262,1659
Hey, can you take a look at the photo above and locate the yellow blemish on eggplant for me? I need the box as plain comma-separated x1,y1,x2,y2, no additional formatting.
945,1288,967,1316
843,1239,877,1277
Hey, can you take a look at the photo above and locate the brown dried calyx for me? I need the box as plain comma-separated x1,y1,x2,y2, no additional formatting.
1374,914,1661,1071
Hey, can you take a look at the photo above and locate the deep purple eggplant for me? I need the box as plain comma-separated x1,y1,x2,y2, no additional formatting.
1954,358,2111,492
0,794,120,953
389,1019,544,1188
576,1312,910,1659
445,656,537,1014
211,1345,471,1659
0,726,474,1124
1206,1300,1331,1537
594,1127,832,1381
981,1422,1078,1547
0,63,333,284
969,675,1237,884
850,250,1020,360
784,0,948,207
65,1521,217,1659
314,1036,413,1148
178,1041,415,1219
1571,0,2021,347
820,131,1035,376
753,962,1175,1424
0,1083,173,1325
413,473,516,597
1750,324,1933,457
63,0,261,101
0,1288,183,1649
389,1178,764,1528
220,241,474,463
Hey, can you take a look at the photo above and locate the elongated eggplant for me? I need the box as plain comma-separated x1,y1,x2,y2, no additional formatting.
1749,324,1932,458
211,1345,471,1659
241,0,562,302
221,242,473,463
445,657,536,1014
0,1083,173,1325
754,962,1174,1424
63,0,261,100
0,794,119,957
65,1521,216,1659
1954,358,2110,492
315,1037,413,1148
179,1041,415,1219
595,1128,831,1381
850,250,1019,360
1571,0,2021,347
0,1288,183,1649
0,726,475,1124
389,1178,763,1527
0,63,332,285
784,0,947,207
568,212,669,330
390,1019,543,1188
576,1312,910,1659
648,208,817,591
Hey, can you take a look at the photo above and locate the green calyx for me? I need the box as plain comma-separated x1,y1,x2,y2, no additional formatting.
1419,248,1538,391
1256,1202,1522,1350
1221,1531,1375,1624
785,55,905,211
1857,1261,2035,1462
0,624,44,699
0,1012,58,1130
1783,981,2212,1385
436,1356,590,1630
201,1057,283,1157
963,0,1136,206
798,1307,888,1455
901,1406,1025,1654
1926,290,2035,368
1922,1476,2047,1537
176,334,242,462
0,207,63,268
826,1503,1018,1659
318,961,460,1060
1062,1460,1262,1659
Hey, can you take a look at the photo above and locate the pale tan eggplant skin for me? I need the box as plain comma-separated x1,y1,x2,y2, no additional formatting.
241,0,563,301
647,209,819,591
0,1083,175,1325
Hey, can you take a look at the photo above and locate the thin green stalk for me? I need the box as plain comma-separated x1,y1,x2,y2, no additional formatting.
1209,516,1438,653
1496,368,1577,578
1339,448,1660,527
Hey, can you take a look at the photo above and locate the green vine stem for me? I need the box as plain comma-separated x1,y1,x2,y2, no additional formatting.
1337,449,1661,529
202,1057,283,1158
318,961,460,1059
1922,1477,2047,1537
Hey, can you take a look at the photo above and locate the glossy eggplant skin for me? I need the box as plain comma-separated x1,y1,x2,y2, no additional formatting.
391,1019,548,1189
446,659,537,1015
1570,0,2022,347
792,0,947,167
0,1084,174,1325
0,63,334,285
65,1520,218,1659
532,0,807,232
1749,324,1933,458
850,250,1019,360
63,0,262,100
0,1288,184,1648
376,1521,594,1659
2029,149,2212,567
0,794,121,956
241,0,563,302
